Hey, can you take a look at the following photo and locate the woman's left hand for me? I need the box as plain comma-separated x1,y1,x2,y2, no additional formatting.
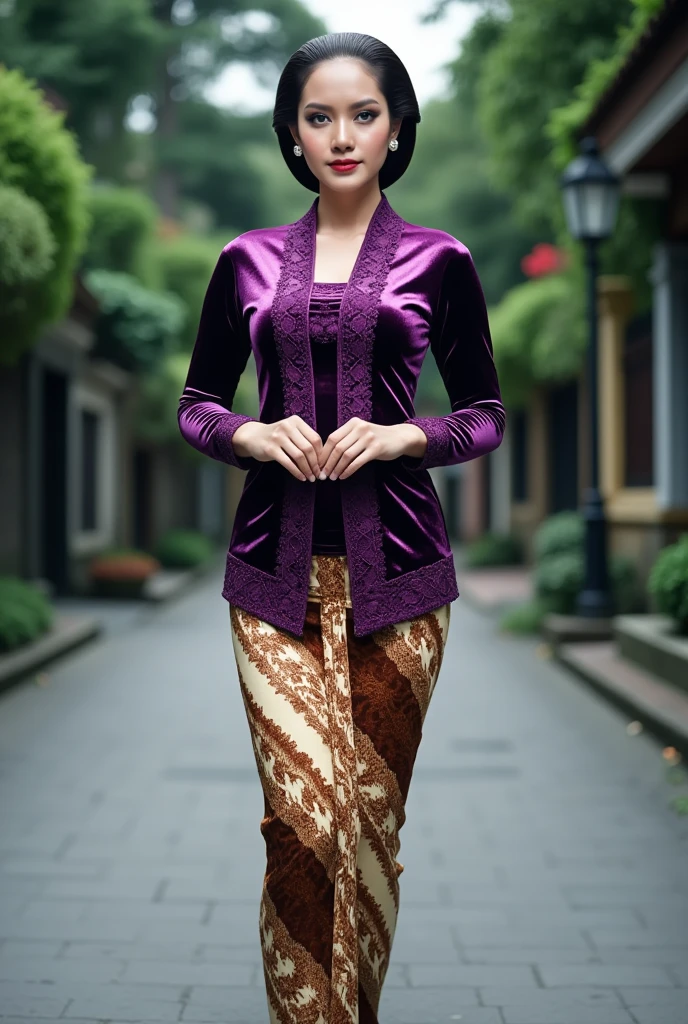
317,418,428,480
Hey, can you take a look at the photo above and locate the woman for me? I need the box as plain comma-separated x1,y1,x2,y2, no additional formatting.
178,31,505,1024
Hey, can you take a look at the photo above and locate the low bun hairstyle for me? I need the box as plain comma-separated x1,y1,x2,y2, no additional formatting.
272,32,421,193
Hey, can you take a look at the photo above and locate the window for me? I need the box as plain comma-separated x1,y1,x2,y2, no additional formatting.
70,384,117,556
80,409,99,531
623,310,654,487
511,408,528,502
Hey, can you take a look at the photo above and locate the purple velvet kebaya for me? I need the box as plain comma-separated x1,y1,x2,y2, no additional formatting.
178,192,506,637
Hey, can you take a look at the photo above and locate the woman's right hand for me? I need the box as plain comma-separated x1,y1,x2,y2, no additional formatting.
232,416,324,482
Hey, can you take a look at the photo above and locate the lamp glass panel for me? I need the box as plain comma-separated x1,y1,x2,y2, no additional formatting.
562,187,583,238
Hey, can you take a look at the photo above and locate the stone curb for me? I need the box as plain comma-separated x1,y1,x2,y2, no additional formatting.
0,550,226,695
0,613,102,694
554,640,688,755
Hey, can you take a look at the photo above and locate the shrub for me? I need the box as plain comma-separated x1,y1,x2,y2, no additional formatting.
154,529,214,569
84,268,185,373
0,66,92,365
151,235,224,347
499,597,550,634
0,576,53,653
647,534,688,633
489,272,586,408
0,183,56,291
534,549,639,615
83,185,160,285
533,510,583,561
464,531,523,568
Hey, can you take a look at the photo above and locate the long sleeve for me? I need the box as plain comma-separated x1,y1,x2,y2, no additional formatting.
400,241,506,472
177,245,259,471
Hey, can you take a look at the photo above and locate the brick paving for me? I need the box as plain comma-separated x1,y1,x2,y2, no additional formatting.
1,569,687,1023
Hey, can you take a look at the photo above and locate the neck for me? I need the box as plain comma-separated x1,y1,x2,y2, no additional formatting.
314,182,383,238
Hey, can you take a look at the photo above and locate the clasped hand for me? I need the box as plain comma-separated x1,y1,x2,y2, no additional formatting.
234,414,426,482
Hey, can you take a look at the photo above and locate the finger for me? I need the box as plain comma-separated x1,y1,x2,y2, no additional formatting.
288,417,323,476
336,449,372,479
272,448,307,481
294,417,324,450
291,427,322,478
281,437,317,480
320,425,356,475
329,438,367,479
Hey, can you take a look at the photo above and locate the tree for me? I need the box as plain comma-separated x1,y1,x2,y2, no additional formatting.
0,66,92,365
0,0,327,220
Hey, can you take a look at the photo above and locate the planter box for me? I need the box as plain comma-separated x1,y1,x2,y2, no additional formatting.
542,612,614,645
614,614,688,694
91,577,149,600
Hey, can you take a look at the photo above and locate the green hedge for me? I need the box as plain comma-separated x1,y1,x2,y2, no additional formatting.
490,272,586,409
84,268,185,373
499,510,641,632
151,236,227,348
534,549,639,615
0,577,53,653
464,531,524,568
648,534,688,633
154,529,214,569
0,183,57,327
0,66,92,365
533,510,583,561
83,184,160,287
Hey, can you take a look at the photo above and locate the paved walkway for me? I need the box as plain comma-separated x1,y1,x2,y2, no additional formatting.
1,569,687,1024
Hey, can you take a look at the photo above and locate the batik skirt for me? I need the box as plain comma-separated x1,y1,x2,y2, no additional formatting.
229,553,451,1024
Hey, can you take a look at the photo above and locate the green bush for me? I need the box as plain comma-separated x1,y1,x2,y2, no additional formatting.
534,549,639,615
151,235,225,347
154,529,214,569
84,268,185,373
647,534,688,633
0,66,92,365
0,576,53,653
533,510,584,561
464,531,523,568
83,184,160,286
499,597,551,634
0,183,56,288
489,272,586,408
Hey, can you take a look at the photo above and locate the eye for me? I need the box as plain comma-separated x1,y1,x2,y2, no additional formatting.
305,110,379,125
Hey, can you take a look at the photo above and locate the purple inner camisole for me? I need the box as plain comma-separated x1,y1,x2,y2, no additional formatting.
310,280,348,555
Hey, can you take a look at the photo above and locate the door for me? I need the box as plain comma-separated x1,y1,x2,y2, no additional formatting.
40,367,69,592
548,380,579,513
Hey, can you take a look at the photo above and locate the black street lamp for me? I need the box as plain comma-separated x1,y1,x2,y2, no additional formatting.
560,136,621,618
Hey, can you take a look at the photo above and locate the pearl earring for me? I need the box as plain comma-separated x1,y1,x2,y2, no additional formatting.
388,138,398,151
293,144,302,156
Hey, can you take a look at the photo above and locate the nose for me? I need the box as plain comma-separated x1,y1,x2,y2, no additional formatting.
331,117,355,153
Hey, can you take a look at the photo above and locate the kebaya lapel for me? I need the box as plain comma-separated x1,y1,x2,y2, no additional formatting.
266,191,405,635
337,192,404,425
270,191,404,427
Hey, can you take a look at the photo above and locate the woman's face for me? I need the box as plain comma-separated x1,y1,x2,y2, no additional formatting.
290,58,402,192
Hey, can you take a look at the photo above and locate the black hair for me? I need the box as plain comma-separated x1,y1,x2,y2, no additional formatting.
272,32,421,193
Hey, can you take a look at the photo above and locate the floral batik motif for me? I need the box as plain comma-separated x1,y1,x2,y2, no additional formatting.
229,554,450,1023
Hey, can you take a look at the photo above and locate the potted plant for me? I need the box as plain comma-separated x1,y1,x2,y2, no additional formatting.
89,549,161,599
648,534,688,635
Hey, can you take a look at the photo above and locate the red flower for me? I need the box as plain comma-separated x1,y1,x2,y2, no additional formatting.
521,243,567,278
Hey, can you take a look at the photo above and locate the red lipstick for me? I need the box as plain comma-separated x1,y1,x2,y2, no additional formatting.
329,160,360,173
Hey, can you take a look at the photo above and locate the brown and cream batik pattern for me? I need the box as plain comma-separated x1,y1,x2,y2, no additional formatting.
229,554,450,1024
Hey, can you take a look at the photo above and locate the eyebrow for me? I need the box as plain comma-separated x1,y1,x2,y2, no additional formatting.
303,97,381,111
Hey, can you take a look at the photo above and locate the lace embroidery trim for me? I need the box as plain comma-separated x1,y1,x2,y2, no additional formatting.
310,285,345,345
260,193,458,636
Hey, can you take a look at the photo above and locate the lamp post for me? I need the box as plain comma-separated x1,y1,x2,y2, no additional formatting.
560,136,621,618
